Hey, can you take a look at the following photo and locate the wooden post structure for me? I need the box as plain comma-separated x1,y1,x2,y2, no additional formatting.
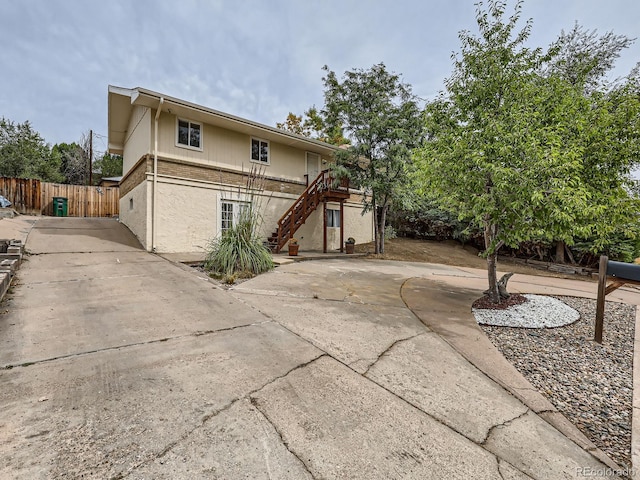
322,201,327,253
594,255,640,343
339,200,344,253
594,255,608,344
89,129,93,186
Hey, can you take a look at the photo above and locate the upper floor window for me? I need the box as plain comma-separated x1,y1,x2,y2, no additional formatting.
177,119,202,149
251,138,269,164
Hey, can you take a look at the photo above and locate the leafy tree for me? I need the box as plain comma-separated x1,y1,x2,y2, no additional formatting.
276,113,309,136
416,1,640,303
0,118,62,182
542,23,635,93
54,143,86,184
576,80,640,250
540,24,638,262
388,196,473,242
93,152,123,180
321,63,423,254
277,107,349,145
52,131,92,185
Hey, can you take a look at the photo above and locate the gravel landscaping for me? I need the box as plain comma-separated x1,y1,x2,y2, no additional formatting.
474,294,580,328
478,296,635,469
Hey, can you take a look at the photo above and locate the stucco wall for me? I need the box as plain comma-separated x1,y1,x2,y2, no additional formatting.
343,202,374,249
292,201,372,252
148,178,372,253
119,180,149,249
123,106,151,174
153,179,219,253
152,179,301,253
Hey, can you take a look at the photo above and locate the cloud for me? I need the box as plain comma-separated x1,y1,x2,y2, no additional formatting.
0,0,638,144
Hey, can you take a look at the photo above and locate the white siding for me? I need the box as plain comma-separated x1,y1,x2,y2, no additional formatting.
154,112,328,183
123,106,151,174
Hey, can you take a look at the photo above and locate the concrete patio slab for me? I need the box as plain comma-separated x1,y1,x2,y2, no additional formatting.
233,293,425,373
1,323,322,480
251,356,509,479
0,219,627,479
365,332,528,444
25,217,142,254
1,250,267,366
484,410,605,478
128,398,314,480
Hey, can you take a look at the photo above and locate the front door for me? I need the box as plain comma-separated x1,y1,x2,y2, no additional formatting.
306,152,321,184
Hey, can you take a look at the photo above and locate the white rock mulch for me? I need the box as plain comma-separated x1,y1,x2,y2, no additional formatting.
473,294,580,328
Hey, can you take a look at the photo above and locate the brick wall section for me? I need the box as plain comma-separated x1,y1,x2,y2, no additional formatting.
120,155,151,198
348,193,365,204
120,155,311,198
157,158,306,196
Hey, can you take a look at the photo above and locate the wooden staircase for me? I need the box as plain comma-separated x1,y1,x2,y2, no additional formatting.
268,170,350,253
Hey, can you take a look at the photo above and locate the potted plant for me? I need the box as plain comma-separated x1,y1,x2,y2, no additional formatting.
288,238,299,256
345,237,356,254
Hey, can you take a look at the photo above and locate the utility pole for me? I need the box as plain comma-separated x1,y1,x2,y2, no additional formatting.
84,129,93,217
89,129,93,186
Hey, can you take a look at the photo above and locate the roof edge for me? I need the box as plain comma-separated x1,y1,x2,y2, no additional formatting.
128,86,339,152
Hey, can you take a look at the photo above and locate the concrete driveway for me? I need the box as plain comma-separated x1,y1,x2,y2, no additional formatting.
0,218,611,479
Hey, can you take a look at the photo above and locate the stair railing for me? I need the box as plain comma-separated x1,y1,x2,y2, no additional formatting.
273,169,347,252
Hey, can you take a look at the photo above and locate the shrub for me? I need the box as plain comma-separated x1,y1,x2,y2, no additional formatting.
203,220,273,278
572,233,640,266
384,225,397,240
203,166,274,282
388,198,473,242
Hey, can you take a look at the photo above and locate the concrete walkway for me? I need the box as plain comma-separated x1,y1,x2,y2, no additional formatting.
0,216,634,478
232,259,633,479
400,269,639,476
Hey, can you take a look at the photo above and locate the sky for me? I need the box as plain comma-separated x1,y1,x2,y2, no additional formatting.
1,0,639,156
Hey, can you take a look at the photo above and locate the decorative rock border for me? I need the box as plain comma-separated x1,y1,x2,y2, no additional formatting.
0,239,23,302
473,294,581,328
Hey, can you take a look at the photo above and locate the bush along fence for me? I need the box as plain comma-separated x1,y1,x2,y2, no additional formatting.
0,177,119,217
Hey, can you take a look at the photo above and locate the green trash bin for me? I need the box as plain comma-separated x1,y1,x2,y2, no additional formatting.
53,197,68,217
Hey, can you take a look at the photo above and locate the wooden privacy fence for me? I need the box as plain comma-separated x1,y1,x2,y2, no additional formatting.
0,177,41,214
41,183,119,217
0,177,119,217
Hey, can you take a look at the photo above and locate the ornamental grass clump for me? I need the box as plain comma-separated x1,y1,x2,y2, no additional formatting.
203,165,274,283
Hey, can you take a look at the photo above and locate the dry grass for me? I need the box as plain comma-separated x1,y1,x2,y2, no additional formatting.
355,237,594,281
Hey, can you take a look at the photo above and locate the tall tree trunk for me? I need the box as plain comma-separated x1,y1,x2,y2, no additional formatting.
372,198,379,254
486,252,500,303
555,240,565,264
484,221,500,303
378,204,388,254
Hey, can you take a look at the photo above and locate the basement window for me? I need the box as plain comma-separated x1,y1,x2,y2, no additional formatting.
327,209,340,228
220,200,249,232
177,119,202,150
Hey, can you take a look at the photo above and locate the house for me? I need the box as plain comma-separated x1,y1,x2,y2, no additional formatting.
98,176,122,188
107,86,374,254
